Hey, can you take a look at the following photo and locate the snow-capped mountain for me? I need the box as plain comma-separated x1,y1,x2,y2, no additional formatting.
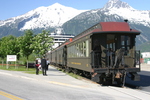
0,0,150,48
103,0,150,27
103,0,150,43
63,0,150,44
0,3,87,30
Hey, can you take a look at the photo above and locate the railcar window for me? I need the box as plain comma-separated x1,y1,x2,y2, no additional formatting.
80,43,83,57
76,44,79,57
75,45,77,57
70,46,73,57
121,35,131,55
67,40,89,58
83,42,86,57
72,45,75,57
68,47,70,57
78,43,81,57
70,47,72,57
86,40,89,57
107,34,115,51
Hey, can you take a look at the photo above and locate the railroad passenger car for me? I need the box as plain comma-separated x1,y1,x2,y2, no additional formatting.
49,21,141,85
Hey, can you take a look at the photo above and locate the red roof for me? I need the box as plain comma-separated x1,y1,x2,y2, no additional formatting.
100,22,130,31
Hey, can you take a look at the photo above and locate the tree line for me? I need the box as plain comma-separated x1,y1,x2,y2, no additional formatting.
0,30,54,61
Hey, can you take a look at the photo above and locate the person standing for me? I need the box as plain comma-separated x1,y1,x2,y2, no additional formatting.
35,60,40,75
41,56,47,76
107,48,113,67
46,58,50,70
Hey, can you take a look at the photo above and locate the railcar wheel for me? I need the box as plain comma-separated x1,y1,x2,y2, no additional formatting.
115,79,121,86
99,75,105,84
72,69,78,74
65,67,71,73
83,71,90,78
116,73,126,87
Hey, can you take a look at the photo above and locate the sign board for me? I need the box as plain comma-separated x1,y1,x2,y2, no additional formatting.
7,55,17,61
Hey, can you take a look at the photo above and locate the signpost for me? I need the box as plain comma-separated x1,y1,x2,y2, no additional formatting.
7,55,17,69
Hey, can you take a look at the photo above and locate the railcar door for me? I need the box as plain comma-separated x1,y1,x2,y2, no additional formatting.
91,34,106,68
107,34,135,68
106,34,116,67
107,34,137,68
117,35,136,68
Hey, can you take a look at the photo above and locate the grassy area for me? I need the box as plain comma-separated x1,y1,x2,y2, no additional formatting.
0,65,42,74
56,67,83,80
66,72,83,80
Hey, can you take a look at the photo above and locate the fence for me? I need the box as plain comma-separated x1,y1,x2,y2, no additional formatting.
0,60,35,69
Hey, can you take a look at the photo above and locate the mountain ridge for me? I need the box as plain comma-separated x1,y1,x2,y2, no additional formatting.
104,0,133,9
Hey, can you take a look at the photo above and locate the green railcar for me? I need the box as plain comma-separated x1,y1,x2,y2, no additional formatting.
49,21,141,86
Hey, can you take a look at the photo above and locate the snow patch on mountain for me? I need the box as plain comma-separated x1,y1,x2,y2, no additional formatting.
103,0,133,9
21,3,87,30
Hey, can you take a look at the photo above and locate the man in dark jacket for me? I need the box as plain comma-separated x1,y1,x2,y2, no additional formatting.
41,56,47,76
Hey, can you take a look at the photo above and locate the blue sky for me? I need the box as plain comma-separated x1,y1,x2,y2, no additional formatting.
0,0,149,20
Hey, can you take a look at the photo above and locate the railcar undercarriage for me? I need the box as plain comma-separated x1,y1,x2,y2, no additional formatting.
91,50,141,86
